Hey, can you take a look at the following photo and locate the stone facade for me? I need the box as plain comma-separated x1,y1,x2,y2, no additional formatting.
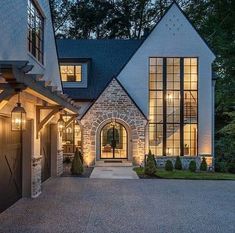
32,157,42,198
154,155,213,170
155,156,201,170
81,78,147,166
57,149,63,176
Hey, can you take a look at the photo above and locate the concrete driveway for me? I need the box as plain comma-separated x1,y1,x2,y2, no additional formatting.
0,178,234,233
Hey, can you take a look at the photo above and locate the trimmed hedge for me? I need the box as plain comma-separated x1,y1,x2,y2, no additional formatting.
145,151,157,176
189,160,196,172
200,157,207,171
175,156,182,170
71,149,84,175
165,160,173,171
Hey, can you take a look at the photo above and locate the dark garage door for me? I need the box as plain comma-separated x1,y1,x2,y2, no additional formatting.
40,124,51,182
0,116,22,213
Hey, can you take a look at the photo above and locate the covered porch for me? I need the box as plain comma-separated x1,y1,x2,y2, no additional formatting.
0,61,80,213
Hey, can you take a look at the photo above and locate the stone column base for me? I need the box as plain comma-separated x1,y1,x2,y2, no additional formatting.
57,149,63,176
32,156,42,198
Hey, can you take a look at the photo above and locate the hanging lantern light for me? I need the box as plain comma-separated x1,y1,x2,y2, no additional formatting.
11,93,26,131
74,120,80,134
57,114,65,133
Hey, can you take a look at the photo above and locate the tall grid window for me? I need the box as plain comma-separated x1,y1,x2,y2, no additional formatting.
27,0,44,64
149,57,198,156
166,58,181,156
183,58,198,156
149,58,163,156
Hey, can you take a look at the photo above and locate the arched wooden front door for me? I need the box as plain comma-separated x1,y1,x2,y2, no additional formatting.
100,122,127,159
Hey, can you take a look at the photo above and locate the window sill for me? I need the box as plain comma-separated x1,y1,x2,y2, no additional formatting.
62,82,87,88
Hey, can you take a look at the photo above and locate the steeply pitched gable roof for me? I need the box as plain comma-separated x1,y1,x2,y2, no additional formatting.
56,2,215,101
57,39,142,100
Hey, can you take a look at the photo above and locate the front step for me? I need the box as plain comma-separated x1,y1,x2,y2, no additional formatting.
95,160,133,167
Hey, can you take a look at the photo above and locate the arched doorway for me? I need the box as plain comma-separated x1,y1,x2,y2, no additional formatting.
100,122,127,159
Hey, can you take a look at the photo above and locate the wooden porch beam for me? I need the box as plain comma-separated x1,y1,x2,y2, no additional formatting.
36,105,63,138
64,114,78,128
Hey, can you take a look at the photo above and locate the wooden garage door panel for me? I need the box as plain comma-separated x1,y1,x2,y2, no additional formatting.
0,117,22,213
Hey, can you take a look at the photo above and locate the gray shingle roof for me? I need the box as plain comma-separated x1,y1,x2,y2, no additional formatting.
56,39,142,100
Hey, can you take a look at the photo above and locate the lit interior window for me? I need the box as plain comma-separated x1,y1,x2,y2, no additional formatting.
149,57,198,156
60,65,82,82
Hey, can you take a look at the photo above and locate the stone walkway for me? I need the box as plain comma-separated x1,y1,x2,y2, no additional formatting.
0,178,235,233
90,167,139,179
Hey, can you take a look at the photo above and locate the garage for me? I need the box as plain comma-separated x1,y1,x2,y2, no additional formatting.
0,116,22,213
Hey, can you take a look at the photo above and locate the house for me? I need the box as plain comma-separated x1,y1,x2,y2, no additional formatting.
0,0,216,214
0,0,80,213
57,2,216,167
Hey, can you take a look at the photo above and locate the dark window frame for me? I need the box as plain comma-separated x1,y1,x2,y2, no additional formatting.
149,57,198,157
27,0,44,64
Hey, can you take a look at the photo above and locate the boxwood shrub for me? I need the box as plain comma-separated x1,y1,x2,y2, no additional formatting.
175,156,182,170
189,160,196,172
200,157,207,171
165,160,173,171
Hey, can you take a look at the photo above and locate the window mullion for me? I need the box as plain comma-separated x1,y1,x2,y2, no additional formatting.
163,58,167,156
180,58,184,156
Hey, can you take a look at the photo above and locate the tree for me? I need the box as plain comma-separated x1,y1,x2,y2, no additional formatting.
50,0,72,38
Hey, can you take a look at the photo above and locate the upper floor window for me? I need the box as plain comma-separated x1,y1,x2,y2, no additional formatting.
27,0,44,64
60,65,82,82
149,57,198,157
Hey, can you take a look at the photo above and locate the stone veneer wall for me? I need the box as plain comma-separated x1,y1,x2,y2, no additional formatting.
154,156,213,170
81,79,147,165
57,149,63,176
32,157,42,198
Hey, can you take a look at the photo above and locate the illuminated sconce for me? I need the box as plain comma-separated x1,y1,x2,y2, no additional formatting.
57,114,65,133
11,93,26,131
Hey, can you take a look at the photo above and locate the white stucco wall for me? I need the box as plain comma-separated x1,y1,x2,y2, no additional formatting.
0,0,61,90
117,3,215,155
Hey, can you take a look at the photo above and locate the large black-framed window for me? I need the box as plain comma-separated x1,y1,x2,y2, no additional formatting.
149,57,198,156
27,0,44,64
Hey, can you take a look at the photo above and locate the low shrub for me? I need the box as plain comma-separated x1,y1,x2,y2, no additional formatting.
215,161,228,172
145,151,157,176
71,149,83,175
78,149,84,165
189,160,196,172
165,160,173,171
228,160,235,174
200,157,207,171
175,156,182,170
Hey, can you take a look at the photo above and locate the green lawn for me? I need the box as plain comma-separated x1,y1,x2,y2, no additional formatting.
133,167,235,180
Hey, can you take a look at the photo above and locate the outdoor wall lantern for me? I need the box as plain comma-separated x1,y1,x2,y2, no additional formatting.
57,114,65,133
11,92,26,131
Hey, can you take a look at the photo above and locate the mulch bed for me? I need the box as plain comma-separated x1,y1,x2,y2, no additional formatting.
137,174,161,179
61,162,94,178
